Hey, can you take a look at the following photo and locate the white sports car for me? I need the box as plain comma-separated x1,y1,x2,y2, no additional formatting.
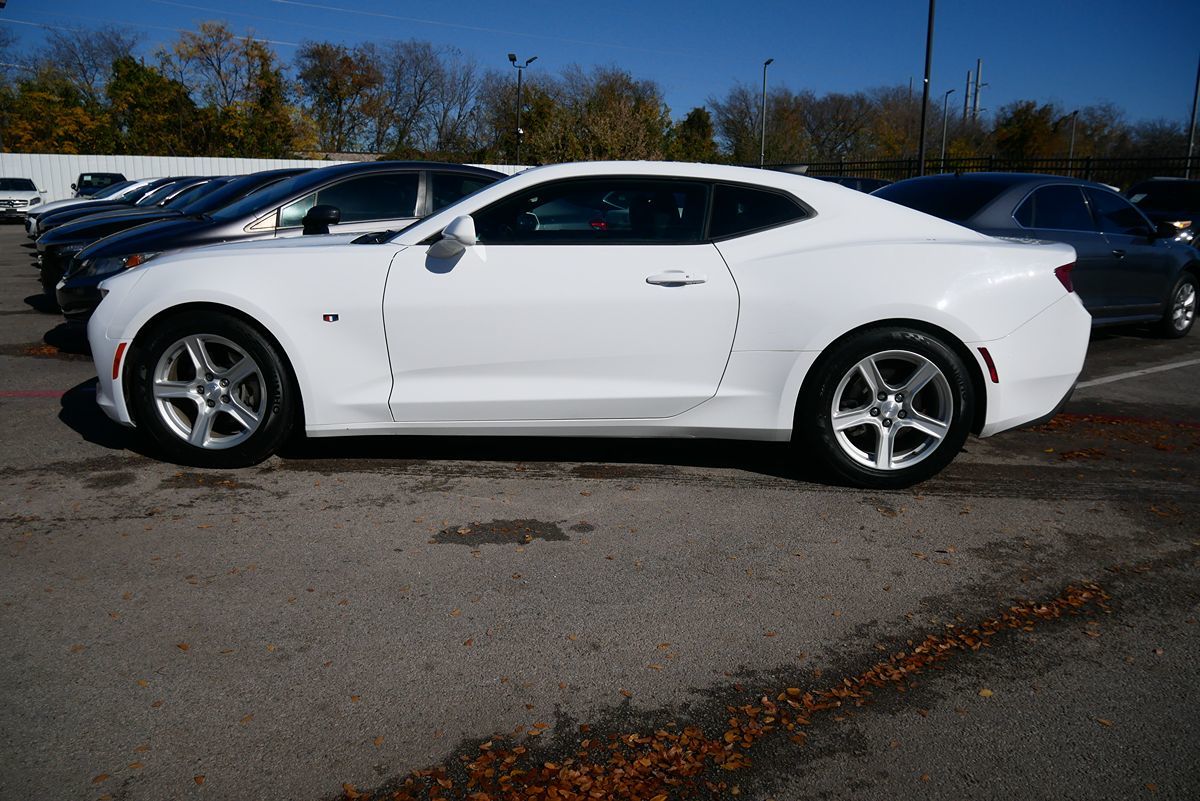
87,162,1090,488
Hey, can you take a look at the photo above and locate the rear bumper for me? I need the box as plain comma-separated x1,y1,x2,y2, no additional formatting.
974,294,1091,437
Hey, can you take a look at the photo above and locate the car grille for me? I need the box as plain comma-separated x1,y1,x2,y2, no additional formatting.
0,199,29,207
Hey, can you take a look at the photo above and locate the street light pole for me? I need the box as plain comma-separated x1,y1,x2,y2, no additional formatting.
760,58,774,167
1187,52,1200,179
915,0,936,176
508,53,537,166
940,88,955,172
1068,109,1079,163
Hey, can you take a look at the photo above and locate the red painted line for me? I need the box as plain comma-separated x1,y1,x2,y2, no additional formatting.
0,389,67,398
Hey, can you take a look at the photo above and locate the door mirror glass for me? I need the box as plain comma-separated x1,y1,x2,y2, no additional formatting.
302,204,341,235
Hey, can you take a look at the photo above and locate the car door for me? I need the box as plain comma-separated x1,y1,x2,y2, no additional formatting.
1012,184,1112,315
273,171,422,237
382,177,739,422
1085,188,1175,316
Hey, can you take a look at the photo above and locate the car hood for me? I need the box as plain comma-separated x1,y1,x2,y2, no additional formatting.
0,191,42,201
30,198,105,216
39,208,185,246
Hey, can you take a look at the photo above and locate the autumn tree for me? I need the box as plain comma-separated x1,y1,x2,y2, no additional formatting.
40,26,141,107
295,41,380,152
106,56,199,155
667,107,718,162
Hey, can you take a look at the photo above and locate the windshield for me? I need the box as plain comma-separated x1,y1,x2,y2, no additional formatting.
164,179,224,209
90,180,136,199
873,178,1009,223
135,181,192,207
1127,181,1200,213
208,173,313,221
180,173,300,215
0,178,36,192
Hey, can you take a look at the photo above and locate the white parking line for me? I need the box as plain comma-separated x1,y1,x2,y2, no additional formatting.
1075,357,1200,389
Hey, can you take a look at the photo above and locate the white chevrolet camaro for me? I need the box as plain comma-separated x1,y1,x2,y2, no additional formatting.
88,162,1090,488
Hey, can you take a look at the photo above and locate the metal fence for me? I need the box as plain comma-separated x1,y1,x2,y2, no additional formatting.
774,156,1196,189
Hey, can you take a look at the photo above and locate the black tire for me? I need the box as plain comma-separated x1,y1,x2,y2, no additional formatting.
128,311,297,468
1153,272,1197,339
796,327,975,489
39,259,62,305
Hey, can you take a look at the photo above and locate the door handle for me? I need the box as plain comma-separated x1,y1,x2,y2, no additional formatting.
1111,249,1126,259
646,270,706,286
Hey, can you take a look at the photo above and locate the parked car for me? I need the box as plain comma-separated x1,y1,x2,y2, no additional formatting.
25,179,148,235
61,162,502,320
0,178,47,221
36,178,211,296
35,177,200,238
874,173,1198,338
1125,177,1200,245
52,169,310,318
72,172,127,197
87,161,1089,488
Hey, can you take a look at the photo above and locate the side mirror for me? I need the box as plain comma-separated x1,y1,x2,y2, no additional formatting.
70,183,77,191
302,204,341,235
427,215,477,259
1154,221,1184,239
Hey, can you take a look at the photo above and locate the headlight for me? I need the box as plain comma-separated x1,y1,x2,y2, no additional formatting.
80,252,160,278
28,197,40,206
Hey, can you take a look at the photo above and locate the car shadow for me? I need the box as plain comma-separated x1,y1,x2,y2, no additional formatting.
23,293,59,314
57,378,150,453
278,434,821,483
43,320,90,356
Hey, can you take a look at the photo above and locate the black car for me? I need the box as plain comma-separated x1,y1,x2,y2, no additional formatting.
33,177,183,238
1126,178,1200,245
38,170,310,304
58,161,504,320
36,178,212,295
812,175,893,193
72,171,126,197
874,173,1198,338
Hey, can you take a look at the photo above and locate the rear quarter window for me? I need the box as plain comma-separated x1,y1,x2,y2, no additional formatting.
709,184,809,239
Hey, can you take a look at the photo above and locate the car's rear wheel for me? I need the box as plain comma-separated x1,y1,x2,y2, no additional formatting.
798,327,974,489
1154,273,1196,338
129,311,296,467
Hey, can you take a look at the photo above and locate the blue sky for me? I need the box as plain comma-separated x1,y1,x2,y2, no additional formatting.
3,0,1197,124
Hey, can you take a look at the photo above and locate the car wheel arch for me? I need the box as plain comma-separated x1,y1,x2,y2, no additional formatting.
791,318,988,437
125,301,306,431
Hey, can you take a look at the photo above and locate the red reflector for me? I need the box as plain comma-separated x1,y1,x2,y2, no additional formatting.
589,218,608,231
978,346,999,383
112,342,128,381
1054,262,1075,293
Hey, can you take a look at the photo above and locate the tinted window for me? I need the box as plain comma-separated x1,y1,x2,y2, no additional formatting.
1013,185,1094,231
0,178,36,191
473,179,708,244
1087,189,1151,236
91,180,135,198
710,184,808,238
79,173,122,188
165,180,223,208
1127,181,1200,213
431,173,494,212
135,182,190,207
874,178,1008,223
280,172,419,227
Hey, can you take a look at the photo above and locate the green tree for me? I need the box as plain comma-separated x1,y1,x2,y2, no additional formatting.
295,41,380,152
667,106,718,162
993,100,1062,159
106,56,198,155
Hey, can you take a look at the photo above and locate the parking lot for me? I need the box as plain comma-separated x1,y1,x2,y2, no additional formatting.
1,221,1197,800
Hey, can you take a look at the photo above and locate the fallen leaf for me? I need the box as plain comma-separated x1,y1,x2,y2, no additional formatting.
619,689,633,698
978,688,993,698
1096,717,1113,727
1146,783,1158,792
373,736,384,748
351,695,361,703
176,642,190,652
920,773,931,782
136,679,149,688
240,714,254,724
92,774,109,784
193,775,205,785
449,608,461,618
128,762,144,770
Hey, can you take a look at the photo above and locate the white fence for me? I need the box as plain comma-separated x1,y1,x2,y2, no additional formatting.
0,154,526,203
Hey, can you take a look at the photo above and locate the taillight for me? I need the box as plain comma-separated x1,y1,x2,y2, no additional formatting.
1054,262,1075,293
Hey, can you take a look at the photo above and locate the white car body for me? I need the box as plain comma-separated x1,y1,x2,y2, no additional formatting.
0,179,47,220
89,161,1089,452
24,178,159,235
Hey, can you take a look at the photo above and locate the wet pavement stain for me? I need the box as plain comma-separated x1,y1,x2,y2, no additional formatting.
158,471,261,492
83,470,136,490
570,463,676,480
0,342,91,361
432,519,570,547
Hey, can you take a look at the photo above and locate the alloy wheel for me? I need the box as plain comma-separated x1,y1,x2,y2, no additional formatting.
151,334,266,449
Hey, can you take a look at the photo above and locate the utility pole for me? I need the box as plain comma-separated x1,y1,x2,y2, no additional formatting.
941,88,955,171
508,53,537,166
915,0,936,176
1068,109,1079,162
971,58,983,120
1187,52,1199,179
760,58,774,167
962,70,971,123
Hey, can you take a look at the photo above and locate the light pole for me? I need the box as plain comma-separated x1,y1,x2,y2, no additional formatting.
1187,52,1199,179
940,88,955,171
508,53,537,166
915,0,936,176
1067,108,1079,165
760,58,774,167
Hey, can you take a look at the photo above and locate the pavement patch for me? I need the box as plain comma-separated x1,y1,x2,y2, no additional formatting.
432,519,570,547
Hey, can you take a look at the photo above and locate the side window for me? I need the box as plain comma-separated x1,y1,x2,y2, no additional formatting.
279,173,419,228
473,179,708,244
709,184,808,239
1014,185,1095,231
431,173,492,212
1087,189,1152,237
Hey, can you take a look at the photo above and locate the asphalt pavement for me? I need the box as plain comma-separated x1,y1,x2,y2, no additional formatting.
0,223,1197,801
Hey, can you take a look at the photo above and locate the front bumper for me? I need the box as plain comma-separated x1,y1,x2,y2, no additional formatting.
87,294,135,427
974,294,1091,437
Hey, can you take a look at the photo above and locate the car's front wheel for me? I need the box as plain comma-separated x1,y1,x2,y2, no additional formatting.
798,327,974,489
129,311,296,467
1154,272,1196,338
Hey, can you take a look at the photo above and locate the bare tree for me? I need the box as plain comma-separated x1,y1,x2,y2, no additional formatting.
295,40,380,152
39,26,140,105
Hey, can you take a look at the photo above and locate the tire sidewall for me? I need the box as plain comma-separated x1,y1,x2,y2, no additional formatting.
799,328,974,489
129,311,295,468
1157,273,1197,339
